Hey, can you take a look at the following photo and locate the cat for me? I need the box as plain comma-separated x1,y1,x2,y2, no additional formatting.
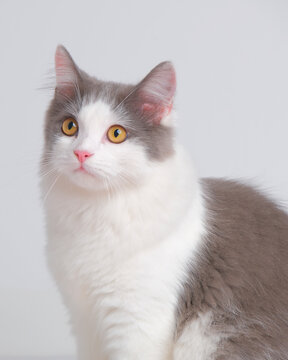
41,45,288,360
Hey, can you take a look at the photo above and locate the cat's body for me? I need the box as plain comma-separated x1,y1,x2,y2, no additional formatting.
177,179,288,359
42,46,288,360
44,145,205,360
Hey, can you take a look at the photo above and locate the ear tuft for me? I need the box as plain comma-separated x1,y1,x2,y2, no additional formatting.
55,45,80,97
131,61,176,125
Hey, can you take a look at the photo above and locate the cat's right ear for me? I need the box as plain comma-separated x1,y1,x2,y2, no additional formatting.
126,61,176,126
55,45,80,98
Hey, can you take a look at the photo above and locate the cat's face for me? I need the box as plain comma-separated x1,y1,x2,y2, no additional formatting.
43,46,176,192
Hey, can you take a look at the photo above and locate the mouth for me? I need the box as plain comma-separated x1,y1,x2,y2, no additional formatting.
74,165,93,176
74,165,104,181
72,164,108,185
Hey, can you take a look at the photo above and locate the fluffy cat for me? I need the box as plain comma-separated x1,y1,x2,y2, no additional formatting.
41,45,288,360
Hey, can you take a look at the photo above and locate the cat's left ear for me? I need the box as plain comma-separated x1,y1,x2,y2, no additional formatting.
54,45,81,98
129,61,176,125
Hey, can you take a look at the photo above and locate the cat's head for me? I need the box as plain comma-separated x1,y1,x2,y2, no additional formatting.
43,45,176,192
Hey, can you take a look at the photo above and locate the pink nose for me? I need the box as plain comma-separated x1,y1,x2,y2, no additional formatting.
74,150,93,163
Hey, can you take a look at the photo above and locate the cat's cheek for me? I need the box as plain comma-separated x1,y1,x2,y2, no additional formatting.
101,132,109,144
52,136,79,167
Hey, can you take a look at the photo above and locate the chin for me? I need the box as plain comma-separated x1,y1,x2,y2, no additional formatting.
66,169,108,192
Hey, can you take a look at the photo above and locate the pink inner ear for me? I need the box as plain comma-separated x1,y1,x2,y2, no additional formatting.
138,62,176,125
142,103,155,112
55,49,71,80
55,52,65,70
141,102,173,125
54,46,77,98
166,102,173,115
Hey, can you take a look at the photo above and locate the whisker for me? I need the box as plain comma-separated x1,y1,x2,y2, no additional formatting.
114,84,139,111
40,167,59,179
43,173,61,204
103,175,111,201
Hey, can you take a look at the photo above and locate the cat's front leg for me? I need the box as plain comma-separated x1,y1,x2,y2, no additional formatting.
71,306,174,360
90,306,175,360
101,336,173,360
71,315,105,360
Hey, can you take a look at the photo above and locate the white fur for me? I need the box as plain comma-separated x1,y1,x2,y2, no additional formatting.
173,312,222,360
42,100,214,359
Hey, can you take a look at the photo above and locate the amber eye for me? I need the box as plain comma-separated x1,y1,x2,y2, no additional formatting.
62,118,78,136
107,125,127,143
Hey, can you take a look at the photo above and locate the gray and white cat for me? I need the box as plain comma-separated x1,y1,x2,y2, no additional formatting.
41,45,288,360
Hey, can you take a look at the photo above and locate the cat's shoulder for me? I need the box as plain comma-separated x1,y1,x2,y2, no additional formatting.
201,177,288,222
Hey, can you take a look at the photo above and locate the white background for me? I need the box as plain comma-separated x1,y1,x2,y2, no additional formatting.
0,0,287,357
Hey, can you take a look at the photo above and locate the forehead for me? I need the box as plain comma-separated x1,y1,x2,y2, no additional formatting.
79,99,117,128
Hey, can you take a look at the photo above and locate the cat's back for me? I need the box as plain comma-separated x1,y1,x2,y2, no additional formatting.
202,177,288,262
175,178,288,359
201,178,288,314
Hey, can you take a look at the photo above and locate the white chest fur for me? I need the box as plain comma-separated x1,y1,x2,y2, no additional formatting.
43,151,206,360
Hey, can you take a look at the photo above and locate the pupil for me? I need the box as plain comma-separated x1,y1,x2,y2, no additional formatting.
68,121,74,130
114,129,121,137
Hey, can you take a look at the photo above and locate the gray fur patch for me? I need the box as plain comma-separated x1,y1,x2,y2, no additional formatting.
176,178,288,359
